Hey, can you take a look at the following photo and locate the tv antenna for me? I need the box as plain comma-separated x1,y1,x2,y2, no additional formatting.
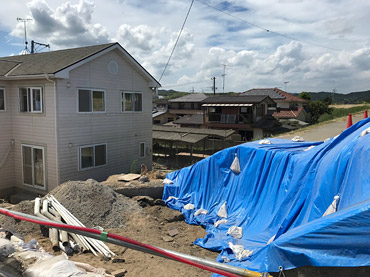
284,81,289,91
17,17,33,54
31,40,50,54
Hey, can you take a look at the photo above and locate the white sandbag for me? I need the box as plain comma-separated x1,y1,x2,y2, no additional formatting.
303,145,315,152
227,226,243,239
360,127,370,137
166,196,178,201
230,153,241,174
194,209,208,216
183,203,195,210
228,242,254,261
292,136,304,142
24,255,83,277
15,251,53,266
217,202,228,218
214,219,228,228
0,238,15,257
258,139,271,145
163,178,173,184
323,195,340,217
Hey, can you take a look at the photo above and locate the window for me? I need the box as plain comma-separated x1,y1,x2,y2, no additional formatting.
22,144,45,189
0,88,5,111
139,142,146,158
78,89,105,112
220,114,236,123
122,92,142,112
19,87,43,113
79,144,107,170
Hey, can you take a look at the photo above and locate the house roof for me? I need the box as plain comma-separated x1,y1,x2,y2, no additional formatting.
0,43,160,87
169,93,208,103
273,107,305,118
241,88,306,103
173,114,204,125
153,131,207,144
202,95,269,104
153,125,235,138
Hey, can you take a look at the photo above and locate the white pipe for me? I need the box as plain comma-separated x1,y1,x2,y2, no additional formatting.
47,196,98,256
49,195,114,257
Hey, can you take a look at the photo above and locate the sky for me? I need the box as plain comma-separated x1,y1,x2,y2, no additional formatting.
1,0,370,94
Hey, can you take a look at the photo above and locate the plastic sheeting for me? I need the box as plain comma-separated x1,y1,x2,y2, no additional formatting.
163,118,370,273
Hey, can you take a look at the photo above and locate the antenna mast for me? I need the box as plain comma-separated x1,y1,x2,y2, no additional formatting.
17,17,33,54
222,64,227,93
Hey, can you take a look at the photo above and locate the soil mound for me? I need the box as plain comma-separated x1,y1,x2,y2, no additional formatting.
48,179,142,229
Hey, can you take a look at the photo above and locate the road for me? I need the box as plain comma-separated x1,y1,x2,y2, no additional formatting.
277,112,367,142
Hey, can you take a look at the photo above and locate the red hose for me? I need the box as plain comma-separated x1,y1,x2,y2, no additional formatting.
0,208,240,277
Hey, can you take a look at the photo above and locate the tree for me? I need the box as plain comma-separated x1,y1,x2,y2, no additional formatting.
298,91,311,101
308,100,333,124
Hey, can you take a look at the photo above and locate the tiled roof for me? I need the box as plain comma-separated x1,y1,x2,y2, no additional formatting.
174,114,204,125
169,93,208,103
241,88,307,103
203,95,268,104
273,107,304,118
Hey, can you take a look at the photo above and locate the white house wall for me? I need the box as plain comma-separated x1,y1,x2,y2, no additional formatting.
0,79,58,194
57,48,153,183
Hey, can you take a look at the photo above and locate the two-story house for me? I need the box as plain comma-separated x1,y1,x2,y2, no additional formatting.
241,88,308,122
202,95,280,140
0,43,160,197
168,93,208,117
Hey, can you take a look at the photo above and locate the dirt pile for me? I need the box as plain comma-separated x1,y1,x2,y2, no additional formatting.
48,179,142,229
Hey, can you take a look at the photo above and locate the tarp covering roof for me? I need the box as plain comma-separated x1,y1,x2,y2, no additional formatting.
163,118,370,273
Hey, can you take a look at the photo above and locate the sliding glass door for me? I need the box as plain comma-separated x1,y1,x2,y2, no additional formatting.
22,144,45,189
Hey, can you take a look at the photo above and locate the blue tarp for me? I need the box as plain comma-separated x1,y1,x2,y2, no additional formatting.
163,118,370,273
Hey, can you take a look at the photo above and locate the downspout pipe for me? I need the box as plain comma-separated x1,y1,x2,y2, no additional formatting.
45,74,59,188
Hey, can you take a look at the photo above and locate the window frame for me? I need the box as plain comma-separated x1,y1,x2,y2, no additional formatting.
78,143,107,171
21,144,46,190
121,91,143,112
139,142,146,158
0,88,5,112
19,87,43,113
77,88,106,113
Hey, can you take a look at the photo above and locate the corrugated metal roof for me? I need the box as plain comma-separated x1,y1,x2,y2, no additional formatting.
203,95,268,104
241,88,286,99
174,114,204,125
153,131,207,144
153,125,235,138
169,93,208,103
202,103,253,107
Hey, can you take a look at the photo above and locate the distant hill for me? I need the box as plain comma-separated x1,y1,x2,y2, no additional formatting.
294,90,370,104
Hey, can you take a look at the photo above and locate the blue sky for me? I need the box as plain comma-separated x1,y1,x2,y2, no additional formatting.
1,0,370,94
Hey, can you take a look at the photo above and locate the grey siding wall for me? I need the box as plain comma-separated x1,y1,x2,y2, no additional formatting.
0,79,57,194
57,49,153,184
0,82,15,193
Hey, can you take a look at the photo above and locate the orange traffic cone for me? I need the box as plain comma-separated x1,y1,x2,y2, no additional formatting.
364,109,368,119
347,113,353,128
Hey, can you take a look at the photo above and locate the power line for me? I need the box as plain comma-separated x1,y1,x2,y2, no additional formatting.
161,80,209,89
195,0,344,52
159,0,195,82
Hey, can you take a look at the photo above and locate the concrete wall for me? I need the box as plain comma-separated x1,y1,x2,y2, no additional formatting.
57,48,153,184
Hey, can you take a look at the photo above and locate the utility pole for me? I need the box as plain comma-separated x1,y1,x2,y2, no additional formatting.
211,77,216,95
190,87,194,93
17,17,33,54
222,64,227,93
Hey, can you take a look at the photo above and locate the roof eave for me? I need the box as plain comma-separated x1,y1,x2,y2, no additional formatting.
0,73,56,80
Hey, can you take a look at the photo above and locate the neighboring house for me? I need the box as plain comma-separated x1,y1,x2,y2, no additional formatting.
241,88,308,122
152,110,176,125
202,95,280,140
168,93,208,116
172,114,205,128
0,43,160,196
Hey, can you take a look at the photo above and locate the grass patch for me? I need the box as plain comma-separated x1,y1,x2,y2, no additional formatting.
318,104,370,123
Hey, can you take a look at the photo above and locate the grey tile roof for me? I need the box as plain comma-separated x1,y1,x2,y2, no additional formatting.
174,114,204,125
153,125,235,138
202,95,268,104
169,93,208,103
241,88,286,99
0,43,115,76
